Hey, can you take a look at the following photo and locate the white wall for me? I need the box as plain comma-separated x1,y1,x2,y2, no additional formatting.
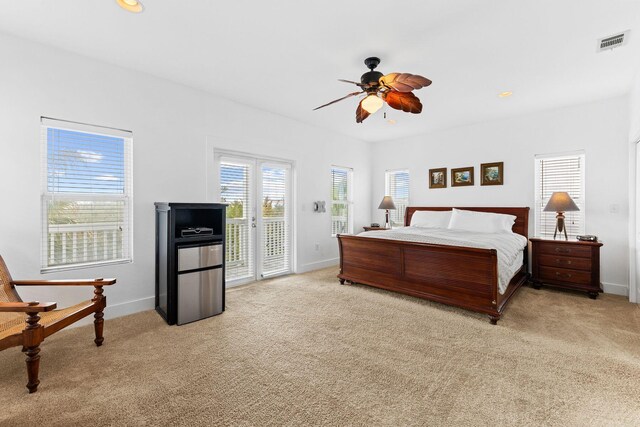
630,71,640,142
371,97,630,296
0,33,371,319
628,71,640,303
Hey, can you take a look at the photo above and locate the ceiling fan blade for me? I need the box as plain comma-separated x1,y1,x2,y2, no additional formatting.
313,91,364,111
338,79,366,87
356,100,370,123
380,73,432,92
383,91,423,114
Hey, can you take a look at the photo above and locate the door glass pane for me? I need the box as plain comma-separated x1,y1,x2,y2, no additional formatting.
220,160,254,282
261,164,290,277
331,167,351,235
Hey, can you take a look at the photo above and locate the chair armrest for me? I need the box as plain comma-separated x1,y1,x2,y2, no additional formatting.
11,278,116,287
0,301,57,313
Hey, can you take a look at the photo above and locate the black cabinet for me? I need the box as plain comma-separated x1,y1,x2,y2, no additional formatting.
155,202,226,325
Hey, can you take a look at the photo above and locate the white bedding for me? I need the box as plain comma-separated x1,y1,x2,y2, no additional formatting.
358,227,527,294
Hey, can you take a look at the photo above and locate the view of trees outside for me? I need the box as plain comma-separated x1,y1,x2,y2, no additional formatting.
46,128,127,266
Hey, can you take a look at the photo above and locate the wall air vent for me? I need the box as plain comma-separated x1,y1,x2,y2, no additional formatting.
597,30,629,52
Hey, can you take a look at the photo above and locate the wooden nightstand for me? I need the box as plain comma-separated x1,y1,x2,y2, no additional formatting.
529,238,603,299
362,226,390,231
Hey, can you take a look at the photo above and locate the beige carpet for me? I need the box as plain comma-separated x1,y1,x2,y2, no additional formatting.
1,268,639,426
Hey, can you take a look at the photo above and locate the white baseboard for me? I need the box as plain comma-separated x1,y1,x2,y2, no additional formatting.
602,282,628,297
297,258,339,274
106,296,156,319
64,296,155,329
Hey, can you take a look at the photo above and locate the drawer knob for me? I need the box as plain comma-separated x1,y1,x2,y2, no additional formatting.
556,259,572,265
555,248,571,254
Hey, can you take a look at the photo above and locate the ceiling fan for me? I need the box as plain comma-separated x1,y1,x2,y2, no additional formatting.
313,57,432,123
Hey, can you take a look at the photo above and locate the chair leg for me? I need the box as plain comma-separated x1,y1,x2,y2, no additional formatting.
24,312,44,393
94,308,104,347
25,346,41,393
93,285,105,347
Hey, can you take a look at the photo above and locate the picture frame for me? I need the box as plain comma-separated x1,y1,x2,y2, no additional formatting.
480,162,504,186
451,167,474,187
429,168,447,189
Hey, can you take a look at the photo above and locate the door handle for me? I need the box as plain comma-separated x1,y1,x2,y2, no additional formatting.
251,223,256,228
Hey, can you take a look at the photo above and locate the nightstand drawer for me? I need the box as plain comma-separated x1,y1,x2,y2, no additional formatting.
539,266,591,285
536,243,591,258
538,254,591,271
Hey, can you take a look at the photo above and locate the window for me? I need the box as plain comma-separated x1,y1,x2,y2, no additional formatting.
385,169,409,227
41,118,133,271
331,166,353,236
534,152,585,238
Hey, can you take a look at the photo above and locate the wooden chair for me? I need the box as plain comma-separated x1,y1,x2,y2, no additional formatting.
0,256,115,393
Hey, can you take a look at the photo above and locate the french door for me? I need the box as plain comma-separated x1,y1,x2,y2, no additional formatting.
217,154,292,285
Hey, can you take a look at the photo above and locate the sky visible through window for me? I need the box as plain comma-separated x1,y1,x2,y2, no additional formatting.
47,128,125,194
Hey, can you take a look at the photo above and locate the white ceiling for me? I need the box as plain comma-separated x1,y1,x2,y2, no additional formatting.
1,1,639,142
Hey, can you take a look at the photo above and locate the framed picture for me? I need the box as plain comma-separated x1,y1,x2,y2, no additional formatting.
429,168,447,189
480,162,504,186
451,167,474,187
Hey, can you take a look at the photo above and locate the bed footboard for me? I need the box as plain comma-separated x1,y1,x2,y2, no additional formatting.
337,234,525,323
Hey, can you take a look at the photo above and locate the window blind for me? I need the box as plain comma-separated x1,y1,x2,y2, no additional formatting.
331,166,353,236
220,159,254,282
534,153,585,238
261,163,291,278
41,118,133,271
385,169,409,227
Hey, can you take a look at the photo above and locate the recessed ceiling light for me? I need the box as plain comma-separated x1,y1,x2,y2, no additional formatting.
498,91,513,98
116,0,144,13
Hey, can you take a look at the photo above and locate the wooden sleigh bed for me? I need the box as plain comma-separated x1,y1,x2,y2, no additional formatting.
337,207,530,324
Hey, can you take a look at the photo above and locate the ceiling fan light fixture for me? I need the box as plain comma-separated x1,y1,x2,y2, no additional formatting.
116,0,144,13
361,94,383,114
312,57,431,123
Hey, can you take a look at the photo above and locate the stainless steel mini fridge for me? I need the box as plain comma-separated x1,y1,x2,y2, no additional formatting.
177,244,224,325
155,202,226,325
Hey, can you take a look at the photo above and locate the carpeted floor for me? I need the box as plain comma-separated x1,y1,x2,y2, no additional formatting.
1,268,639,426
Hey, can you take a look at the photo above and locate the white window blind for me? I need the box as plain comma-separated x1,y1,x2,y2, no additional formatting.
385,169,409,227
220,158,254,282
534,153,585,238
260,163,291,278
331,166,353,236
41,118,133,271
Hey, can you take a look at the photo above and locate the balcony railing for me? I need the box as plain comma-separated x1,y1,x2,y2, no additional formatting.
47,222,123,266
331,216,348,235
226,218,248,266
226,216,288,279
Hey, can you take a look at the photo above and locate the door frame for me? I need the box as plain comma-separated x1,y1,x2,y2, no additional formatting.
208,146,296,286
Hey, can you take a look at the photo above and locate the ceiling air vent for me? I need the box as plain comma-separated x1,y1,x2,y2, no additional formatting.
597,31,629,52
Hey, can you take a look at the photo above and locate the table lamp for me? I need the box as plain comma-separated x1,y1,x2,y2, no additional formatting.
543,192,579,240
378,196,396,229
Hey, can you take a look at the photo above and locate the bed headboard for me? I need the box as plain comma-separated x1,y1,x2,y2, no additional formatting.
404,207,530,239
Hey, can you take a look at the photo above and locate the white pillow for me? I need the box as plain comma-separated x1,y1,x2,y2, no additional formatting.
410,210,452,229
447,209,516,234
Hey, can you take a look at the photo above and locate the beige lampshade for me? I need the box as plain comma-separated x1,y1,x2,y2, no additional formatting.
378,196,396,210
543,192,579,212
